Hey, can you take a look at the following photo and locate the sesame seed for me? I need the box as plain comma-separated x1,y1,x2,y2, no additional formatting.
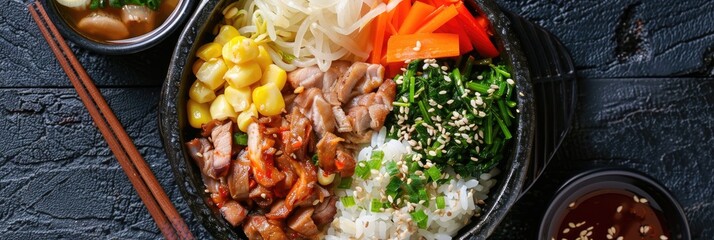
519,91,525,96
413,41,422,51
660,235,668,240
477,75,483,80
617,205,623,213
640,198,649,204
260,193,267,199
563,228,570,234
568,202,575,208
634,195,640,202
507,78,515,85
487,89,495,94
568,222,576,228
617,237,623,240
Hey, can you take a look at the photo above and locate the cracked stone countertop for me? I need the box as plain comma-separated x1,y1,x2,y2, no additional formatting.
0,0,712,239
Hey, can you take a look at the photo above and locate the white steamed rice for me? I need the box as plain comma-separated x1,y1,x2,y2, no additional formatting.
324,128,499,240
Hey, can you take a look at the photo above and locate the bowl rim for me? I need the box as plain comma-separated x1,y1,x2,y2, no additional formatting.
159,0,534,239
43,0,197,54
538,167,692,240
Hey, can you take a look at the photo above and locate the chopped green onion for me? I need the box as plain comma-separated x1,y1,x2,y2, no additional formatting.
341,196,356,208
436,196,446,209
369,150,384,170
425,165,441,181
385,161,399,176
386,177,402,197
233,133,248,146
337,177,353,189
371,199,383,212
355,161,371,179
410,210,428,229
418,189,429,204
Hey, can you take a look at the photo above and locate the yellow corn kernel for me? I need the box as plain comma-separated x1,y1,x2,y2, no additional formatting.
256,45,272,70
224,85,251,112
224,62,262,88
188,80,216,103
252,83,285,116
210,94,238,121
192,59,205,76
259,64,287,90
196,43,222,61
187,99,212,129
223,37,259,65
196,58,227,90
214,25,240,45
236,104,258,132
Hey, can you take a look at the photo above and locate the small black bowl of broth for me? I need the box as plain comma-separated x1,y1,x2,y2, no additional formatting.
539,168,691,240
45,0,195,54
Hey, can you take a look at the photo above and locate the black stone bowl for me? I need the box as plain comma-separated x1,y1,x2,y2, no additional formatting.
539,168,691,240
159,0,534,239
44,0,197,54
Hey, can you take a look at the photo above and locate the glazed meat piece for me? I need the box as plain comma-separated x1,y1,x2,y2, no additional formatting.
200,119,221,137
185,138,217,178
347,106,371,133
246,215,287,240
227,150,251,200
273,154,297,198
333,62,368,103
287,66,324,89
287,207,319,237
266,200,290,220
332,106,352,132
315,132,343,174
285,159,317,211
249,185,275,208
283,109,313,159
312,196,337,227
247,122,285,188
308,94,336,138
335,147,356,177
220,200,247,227
211,121,233,176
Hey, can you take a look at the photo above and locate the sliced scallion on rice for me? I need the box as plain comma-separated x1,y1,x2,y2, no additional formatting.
341,196,356,208
436,195,446,209
410,210,428,229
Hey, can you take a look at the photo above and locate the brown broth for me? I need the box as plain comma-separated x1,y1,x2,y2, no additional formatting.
56,0,178,42
550,189,670,240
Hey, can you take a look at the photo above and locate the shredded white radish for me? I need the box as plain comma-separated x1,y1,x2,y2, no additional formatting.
223,0,402,72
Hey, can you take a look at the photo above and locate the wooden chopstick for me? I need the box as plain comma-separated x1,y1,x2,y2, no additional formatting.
28,2,194,240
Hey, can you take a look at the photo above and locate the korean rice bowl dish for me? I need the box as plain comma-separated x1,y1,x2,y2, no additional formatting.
183,0,520,239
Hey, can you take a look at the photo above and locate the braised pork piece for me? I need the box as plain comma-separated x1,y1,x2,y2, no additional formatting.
186,61,396,239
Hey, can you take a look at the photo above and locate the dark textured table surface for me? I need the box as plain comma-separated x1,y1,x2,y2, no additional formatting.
1,0,712,239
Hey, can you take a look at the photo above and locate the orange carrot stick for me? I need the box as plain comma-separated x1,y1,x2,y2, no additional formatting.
398,1,435,34
386,33,460,62
416,5,458,33
371,12,390,64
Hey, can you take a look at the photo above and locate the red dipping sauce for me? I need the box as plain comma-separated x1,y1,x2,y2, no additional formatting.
549,189,670,240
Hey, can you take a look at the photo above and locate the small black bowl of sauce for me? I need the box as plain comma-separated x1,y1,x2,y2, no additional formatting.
539,168,690,240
